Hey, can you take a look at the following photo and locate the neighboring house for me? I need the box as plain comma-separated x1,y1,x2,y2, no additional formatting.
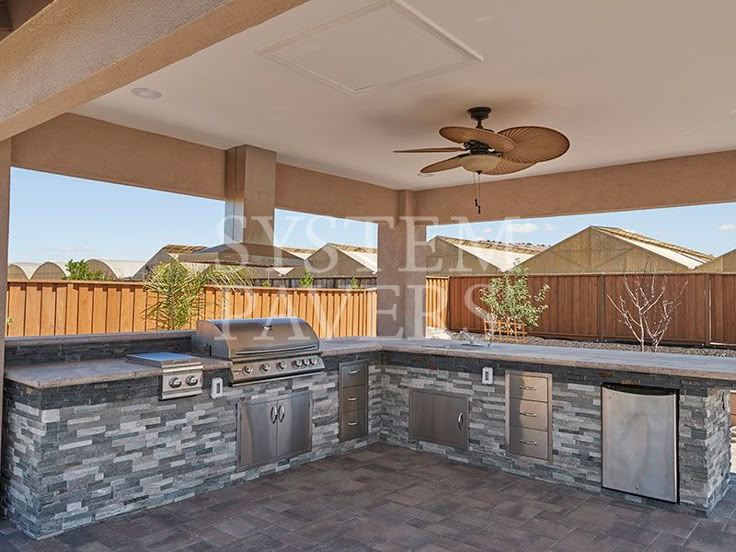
289,243,377,278
695,248,736,272
87,259,146,280
426,236,545,275
8,262,41,280
132,244,208,280
31,261,69,280
517,226,713,274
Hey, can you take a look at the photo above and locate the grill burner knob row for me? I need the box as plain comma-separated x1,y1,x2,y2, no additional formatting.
169,377,182,388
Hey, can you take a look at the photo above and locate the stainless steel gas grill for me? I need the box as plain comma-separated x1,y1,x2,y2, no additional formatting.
192,317,325,385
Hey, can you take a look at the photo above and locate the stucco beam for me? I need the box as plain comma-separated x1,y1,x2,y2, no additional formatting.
11,114,226,199
415,150,736,224
0,0,307,142
275,164,400,222
6,0,51,30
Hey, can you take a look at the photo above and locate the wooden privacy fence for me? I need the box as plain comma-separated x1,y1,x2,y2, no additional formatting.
6,281,377,338
436,273,736,347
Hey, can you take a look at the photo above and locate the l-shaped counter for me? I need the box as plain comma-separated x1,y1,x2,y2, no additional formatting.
2,333,734,538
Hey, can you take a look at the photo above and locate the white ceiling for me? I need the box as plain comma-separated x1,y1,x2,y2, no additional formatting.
73,0,736,191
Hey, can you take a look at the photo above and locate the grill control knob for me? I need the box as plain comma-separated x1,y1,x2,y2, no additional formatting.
260,363,271,373
294,359,303,367
185,375,200,386
169,377,182,388
243,365,252,374
309,358,316,366
277,361,287,370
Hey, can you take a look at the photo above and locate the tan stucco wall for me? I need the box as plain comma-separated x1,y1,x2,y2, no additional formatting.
12,114,226,199
0,139,11,455
416,150,736,224
0,0,308,141
290,248,375,278
696,250,736,273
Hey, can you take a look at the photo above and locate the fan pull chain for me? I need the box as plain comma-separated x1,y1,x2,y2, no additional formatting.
473,172,482,214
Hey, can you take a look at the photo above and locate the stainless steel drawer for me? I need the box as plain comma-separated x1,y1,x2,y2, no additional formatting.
340,408,367,441
340,385,366,413
339,360,368,388
508,373,549,402
508,398,549,432
507,426,549,460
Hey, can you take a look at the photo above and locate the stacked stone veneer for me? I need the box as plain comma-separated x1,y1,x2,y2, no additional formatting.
379,352,731,516
1,350,732,538
2,355,382,538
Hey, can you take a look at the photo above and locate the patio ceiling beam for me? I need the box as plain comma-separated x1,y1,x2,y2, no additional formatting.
0,0,308,142
415,150,736,224
11,114,227,199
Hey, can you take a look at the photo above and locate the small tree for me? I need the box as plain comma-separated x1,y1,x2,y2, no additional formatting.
607,273,687,352
65,259,107,281
143,261,253,330
479,267,550,328
349,276,361,290
299,271,314,288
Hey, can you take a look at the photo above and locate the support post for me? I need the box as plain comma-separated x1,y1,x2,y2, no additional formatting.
0,140,10,463
376,191,428,338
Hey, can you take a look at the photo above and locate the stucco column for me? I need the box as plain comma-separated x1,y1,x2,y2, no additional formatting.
0,140,10,459
224,145,276,245
376,191,428,338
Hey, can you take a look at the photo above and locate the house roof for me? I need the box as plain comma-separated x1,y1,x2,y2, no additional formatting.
8,262,41,279
281,247,315,260
594,227,713,269
88,259,146,279
160,244,207,255
326,243,378,273
432,236,545,272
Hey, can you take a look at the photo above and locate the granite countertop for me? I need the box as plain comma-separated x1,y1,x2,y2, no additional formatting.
6,337,736,389
5,356,231,388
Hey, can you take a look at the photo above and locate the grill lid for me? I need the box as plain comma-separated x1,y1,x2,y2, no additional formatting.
192,317,319,359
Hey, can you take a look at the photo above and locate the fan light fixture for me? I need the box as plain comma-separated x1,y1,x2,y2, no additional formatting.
459,154,501,173
131,87,163,99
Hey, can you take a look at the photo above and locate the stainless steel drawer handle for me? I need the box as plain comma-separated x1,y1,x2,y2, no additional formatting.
519,439,538,446
278,404,285,422
519,412,538,417
348,369,360,375
519,385,537,391
270,405,278,424
347,421,359,427
457,412,464,430
347,396,358,401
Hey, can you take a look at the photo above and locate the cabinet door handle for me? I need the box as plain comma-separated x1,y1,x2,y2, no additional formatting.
270,405,278,424
520,412,537,418
519,385,537,391
278,404,285,422
457,412,464,430
347,421,359,427
347,396,358,401
348,369,360,375
519,439,538,446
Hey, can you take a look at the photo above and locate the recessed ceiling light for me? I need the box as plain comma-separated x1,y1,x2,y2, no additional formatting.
131,87,162,99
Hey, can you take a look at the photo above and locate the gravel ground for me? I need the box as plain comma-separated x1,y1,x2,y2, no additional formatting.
426,327,736,358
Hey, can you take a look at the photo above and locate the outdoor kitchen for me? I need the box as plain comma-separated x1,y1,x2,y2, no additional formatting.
1,318,732,539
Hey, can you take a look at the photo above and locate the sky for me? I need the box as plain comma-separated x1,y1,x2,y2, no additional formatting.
8,168,736,263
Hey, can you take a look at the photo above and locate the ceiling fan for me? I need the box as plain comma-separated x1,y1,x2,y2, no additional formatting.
394,106,570,176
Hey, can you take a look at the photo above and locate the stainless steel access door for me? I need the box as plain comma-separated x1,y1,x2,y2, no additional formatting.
277,391,312,458
602,384,678,503
239,398,279,467
409,389,468,450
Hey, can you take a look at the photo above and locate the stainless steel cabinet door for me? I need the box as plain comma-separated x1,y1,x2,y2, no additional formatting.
277,391,312,458
602,385,678,503
410,389,468,450
239,399,279,467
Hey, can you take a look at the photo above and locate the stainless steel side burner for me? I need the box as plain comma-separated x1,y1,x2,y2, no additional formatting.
127,352,204,400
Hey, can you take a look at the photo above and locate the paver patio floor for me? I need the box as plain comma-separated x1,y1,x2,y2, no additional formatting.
1,443,736,551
